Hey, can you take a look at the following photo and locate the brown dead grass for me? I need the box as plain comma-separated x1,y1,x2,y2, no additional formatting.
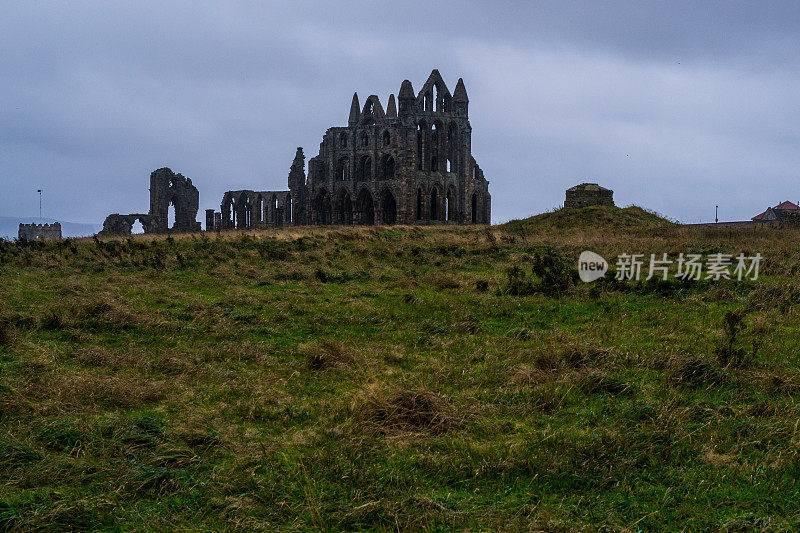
356,384,454,435
46,373,169,414
302,339,355,371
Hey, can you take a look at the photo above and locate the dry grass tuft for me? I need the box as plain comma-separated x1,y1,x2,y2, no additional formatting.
35,419,86,452
0,383,37,420
668,358,726,388
0,441,41,472
453,317,482,335
531,345,612,376
762,371,800,395
580,372,633,395
302,339,354,371
357,384,454,434
50,373,169,413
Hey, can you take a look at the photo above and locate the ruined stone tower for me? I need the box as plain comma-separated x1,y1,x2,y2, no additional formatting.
100,168,201,235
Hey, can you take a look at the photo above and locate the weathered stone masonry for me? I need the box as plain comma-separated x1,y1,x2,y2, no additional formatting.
100,168,201,235
208,70,491,229
18,222,61,241
565,183,615,209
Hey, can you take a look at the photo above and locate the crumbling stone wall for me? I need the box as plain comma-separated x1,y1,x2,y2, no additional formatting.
149,168,200,233
218,190,293,230
208,70,491,229
100,214,156,235
565,183,615,208
18,222,61,241
100,168,200,236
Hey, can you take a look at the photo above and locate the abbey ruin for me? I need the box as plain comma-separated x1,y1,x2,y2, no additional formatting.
98,71,490,236
207,70,491,229
100,168,201,235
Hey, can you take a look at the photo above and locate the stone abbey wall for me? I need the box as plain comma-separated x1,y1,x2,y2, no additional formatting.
208,70,491,229
100,168,200,236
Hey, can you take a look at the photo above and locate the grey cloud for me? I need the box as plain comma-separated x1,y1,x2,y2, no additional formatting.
1,1,799,224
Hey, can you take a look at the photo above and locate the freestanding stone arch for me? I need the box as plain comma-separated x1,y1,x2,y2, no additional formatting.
100,168,200,236
149,168,200,233
357,188,375,225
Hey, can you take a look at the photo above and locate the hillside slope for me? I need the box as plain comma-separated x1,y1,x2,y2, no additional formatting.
501,205,677,233
0,225,799,530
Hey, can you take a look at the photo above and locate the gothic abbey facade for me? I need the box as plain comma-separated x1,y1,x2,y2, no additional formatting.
210,70,491,229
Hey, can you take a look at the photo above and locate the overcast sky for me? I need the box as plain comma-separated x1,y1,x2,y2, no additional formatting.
2,1,799,224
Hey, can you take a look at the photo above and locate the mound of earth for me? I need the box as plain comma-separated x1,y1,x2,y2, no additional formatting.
502,205,676,232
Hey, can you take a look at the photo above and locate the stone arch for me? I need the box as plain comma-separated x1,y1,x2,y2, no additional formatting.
430,121,443,172
131,218,145,235
430,186,441,222
255,194,264,226
380,154,395,180
446,185,457,222
165,194,178,230
424,90,433,112
339,132,348,149
357,188,375,226
313,188,332,225
416,120,427,170
471,193,478,223
382,130,391,147
380,187,397,225
237,192,251,229
286,193,293,224
271,194,279,224
447,122,458,173
222,194,236,228
148,168,199,233
359,155,372,181
335,156,349,181
360,131,369,148
337,188,353,225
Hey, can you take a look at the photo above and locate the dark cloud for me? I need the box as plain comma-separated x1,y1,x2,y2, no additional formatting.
1,1,799,224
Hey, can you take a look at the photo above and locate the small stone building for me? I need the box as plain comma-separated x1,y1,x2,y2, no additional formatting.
18,222,61,241
565,183,614,208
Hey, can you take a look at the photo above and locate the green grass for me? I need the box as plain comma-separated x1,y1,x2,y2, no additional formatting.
2,212,800,530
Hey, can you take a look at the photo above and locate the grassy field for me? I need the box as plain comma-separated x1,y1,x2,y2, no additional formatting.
2,206,800,531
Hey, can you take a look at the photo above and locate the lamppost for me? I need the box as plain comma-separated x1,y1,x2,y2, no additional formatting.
715,205,718,224
38,189,42,219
